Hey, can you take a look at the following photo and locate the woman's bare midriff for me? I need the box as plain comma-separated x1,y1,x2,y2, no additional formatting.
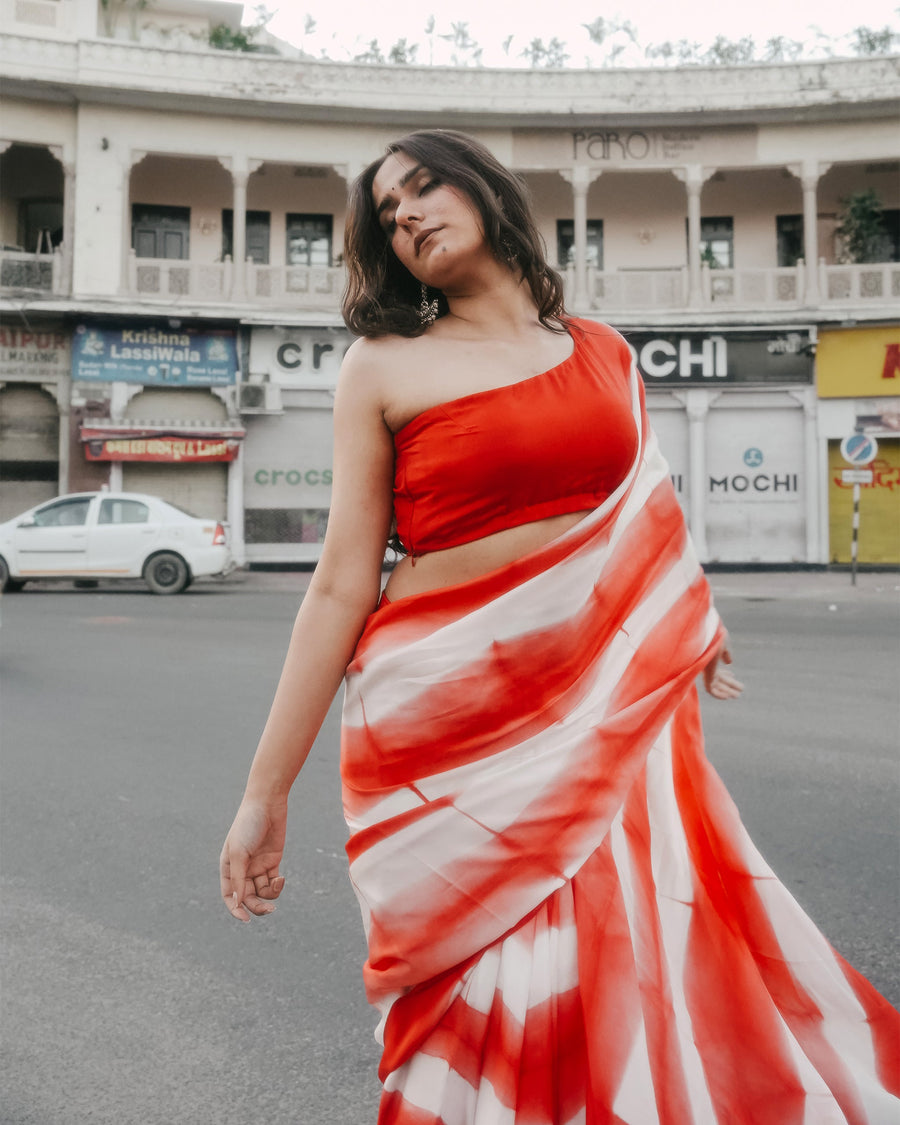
382,509,593,602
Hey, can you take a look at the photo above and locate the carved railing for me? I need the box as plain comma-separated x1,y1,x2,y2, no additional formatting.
128,251,232,302
0,247,63,292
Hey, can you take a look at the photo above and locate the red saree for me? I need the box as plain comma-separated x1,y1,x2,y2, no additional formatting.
340,364,899,1124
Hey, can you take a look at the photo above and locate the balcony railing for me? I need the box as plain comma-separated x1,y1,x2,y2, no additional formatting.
247,263,344,308
821,262,900,303
4,248,896,315
128,251,232,301
0,246,64,293
566,259,899,313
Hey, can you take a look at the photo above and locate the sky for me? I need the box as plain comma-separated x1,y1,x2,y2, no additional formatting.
244,0,900,67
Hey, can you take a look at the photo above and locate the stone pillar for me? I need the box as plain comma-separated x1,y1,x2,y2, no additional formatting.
221,158,263,303
789,161,831,307
790,386,821,563
120,153,138,296
684,388,711,561
675,165,714,309
227,446,245,566
561,167,600,310
61,160,75,295
231,168,249,302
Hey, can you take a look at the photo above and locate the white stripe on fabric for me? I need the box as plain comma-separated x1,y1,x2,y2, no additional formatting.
751,877,897,1121
383,1054,517,1125
343,784,426,834
644,723,722,1125
348,804,496,912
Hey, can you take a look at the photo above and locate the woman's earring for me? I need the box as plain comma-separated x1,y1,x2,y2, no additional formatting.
418,282,439,327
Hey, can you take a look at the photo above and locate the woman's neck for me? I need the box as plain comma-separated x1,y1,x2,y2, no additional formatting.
440,274,541,340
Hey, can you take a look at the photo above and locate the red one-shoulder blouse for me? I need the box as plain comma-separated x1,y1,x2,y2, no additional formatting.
392,319,639,557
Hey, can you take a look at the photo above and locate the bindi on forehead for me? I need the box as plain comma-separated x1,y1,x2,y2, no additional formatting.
373,158,424,218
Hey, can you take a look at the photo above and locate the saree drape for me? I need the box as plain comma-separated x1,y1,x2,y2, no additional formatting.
340,365,899,1125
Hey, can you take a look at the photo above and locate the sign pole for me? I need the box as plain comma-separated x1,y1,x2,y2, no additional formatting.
839,433,879,587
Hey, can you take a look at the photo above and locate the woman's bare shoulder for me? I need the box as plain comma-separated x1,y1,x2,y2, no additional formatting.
340,333,432,388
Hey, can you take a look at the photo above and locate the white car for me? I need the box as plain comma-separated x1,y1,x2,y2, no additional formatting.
0,491,233,595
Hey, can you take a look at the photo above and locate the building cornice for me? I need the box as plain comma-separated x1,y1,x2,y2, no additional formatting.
1,35,898,126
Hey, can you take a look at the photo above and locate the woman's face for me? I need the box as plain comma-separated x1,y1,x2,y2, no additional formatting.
371,151,491,290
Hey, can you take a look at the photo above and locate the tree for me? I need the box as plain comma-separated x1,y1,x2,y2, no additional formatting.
209,5,273,52
353,38,386,63
439,22,482,66
852,24,900,54
836,189,891,263
388,38,418,64
520,37,569,68
763,36,803,62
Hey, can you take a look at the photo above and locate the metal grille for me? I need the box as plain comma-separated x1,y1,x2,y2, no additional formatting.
244,508,329,544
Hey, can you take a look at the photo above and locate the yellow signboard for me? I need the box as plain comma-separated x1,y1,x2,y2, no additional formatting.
827,438,900,563
817,325,900,399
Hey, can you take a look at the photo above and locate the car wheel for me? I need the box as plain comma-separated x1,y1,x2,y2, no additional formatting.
143,552,189,595
0,556,25,592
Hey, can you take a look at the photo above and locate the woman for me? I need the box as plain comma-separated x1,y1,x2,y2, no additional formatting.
221,131,898,1123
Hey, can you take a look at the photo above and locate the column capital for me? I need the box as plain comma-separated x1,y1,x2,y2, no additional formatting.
787,160,832,192
673,164,715,192
560,165,602,193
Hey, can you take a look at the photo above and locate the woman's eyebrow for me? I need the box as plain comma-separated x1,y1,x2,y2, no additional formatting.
375,164,424,220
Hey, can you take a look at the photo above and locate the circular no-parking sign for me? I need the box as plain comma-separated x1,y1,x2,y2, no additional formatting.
840,433,878,466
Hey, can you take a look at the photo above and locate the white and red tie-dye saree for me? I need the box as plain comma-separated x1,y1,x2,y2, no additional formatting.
341,363,899,1124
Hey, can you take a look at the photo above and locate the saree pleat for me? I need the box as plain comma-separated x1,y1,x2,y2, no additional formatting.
340,364,899,1123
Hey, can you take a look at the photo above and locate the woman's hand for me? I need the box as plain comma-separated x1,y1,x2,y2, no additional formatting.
220,798,288,923
703,634,744,701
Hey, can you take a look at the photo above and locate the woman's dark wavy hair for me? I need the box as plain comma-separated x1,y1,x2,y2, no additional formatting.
342,130,567,338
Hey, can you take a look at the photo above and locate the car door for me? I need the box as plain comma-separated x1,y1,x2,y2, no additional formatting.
87,496,160,574
15,496,93,575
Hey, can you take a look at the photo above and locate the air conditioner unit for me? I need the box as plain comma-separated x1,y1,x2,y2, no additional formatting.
239,383,282,413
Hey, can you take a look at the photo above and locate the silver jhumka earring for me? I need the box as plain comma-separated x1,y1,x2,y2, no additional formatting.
418,282,439,327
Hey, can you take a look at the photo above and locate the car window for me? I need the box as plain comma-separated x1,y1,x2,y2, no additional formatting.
99,499,150,525
32,499,91,527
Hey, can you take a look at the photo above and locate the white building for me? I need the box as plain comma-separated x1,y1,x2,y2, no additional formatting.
2,0,898,564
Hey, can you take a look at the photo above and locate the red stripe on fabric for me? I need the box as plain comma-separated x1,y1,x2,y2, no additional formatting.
345,791,441,865
620,766,697,1125
569,837,643,1120
356,583,722,1004
378,1088,445,1125
839,957,900,1099
342,480,693,797
672,692,840,1125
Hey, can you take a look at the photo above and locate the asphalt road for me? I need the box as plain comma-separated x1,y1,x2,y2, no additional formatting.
1,569,898,1125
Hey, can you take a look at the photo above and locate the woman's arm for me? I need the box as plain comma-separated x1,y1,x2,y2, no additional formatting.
220,342,395,921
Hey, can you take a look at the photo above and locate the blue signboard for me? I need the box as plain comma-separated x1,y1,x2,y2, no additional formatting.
72,325,237,386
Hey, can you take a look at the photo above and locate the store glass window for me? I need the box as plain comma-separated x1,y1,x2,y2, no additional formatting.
776,215,804,267
132,204,190,259
286,215,332,267
222,210,271,264
556,220,603,270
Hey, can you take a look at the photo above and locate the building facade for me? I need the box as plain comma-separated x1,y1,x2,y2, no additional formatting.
2,0,898,564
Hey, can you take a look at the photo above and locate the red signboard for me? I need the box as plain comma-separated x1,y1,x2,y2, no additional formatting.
84,436,240,462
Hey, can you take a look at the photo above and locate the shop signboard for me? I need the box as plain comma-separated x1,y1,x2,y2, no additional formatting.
705,406,807,562
817,325,900,399
623,329,814,386
248,326,353,387
0,324,70,381
83,436,240,462
72,325,237,386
